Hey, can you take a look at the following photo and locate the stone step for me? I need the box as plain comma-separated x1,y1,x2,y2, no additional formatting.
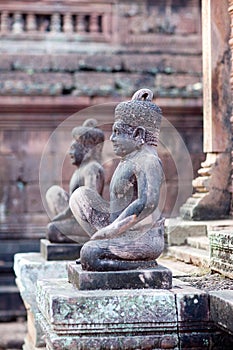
168,245,210,268
186,235,209,251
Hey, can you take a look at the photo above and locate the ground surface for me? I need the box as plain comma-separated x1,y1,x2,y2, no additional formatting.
158,255,233,291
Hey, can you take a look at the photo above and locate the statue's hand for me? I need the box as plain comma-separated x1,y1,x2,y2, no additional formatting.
90,215,136,240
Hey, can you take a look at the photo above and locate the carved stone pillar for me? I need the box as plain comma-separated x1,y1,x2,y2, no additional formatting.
26,13,37,32
75,14,86,34
12,13,24,33
0,11,9,33
63,13,73,33
180,0,232,220
90,13,99,33
51,13,61,33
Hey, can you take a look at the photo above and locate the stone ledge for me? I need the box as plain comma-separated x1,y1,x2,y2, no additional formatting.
167,245,210,267
67,262,172,290
209,290,233,335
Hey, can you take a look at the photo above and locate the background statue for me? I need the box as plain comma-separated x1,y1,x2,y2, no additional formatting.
70,89,165,270
46,119,105,243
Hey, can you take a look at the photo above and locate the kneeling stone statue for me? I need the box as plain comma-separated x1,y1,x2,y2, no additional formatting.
70,89,165,271
46,119,105,243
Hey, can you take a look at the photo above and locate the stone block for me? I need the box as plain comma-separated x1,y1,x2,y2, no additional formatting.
12,54,51,72
14,253,69,347
209,290,233,335
40,239,82,261
0,72,73,96
73,72,115,96
36,278,230,350
79,54,123,72
0,54,12,71
166,218,207,245
14,253,68,307
51,54,85,72
209,230,233,278
155,73,201,89
123,54,166,73
114,73,155,96
174,286,209,323
67,262,172,290
37,278,177,331
165,55,202,74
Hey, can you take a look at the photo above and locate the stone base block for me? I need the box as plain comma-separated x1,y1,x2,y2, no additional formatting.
40,239,83,261
36,278,228,350
67,262,172,290
210,290,233,335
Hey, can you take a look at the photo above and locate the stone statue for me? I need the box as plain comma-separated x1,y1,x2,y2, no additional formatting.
70,89,164,270
46,119,105,243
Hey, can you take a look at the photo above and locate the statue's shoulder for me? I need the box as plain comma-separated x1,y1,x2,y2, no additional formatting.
85,160,103,172
136,148,163,170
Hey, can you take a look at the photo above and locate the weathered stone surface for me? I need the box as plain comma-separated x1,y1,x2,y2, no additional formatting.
37,278,176,329
79,54,123,72
73,72,115,96
14,253,68,306
166,218,207,246
50,54,86,72
67,262,172,290
209,230,233,278
12,54,51,72
14,252,69,347
36,278,233,350
173,283,209,323
40,239,82,261
210,290,233,334
168,245,210,267
0,72,73,96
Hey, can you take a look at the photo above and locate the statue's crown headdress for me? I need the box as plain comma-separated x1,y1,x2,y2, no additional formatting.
115,89,162,144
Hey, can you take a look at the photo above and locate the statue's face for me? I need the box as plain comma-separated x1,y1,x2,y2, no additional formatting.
69,140,85,166
110,121,137,157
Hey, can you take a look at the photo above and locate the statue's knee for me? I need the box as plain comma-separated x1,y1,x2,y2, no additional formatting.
80,241,101,270
46,185,62,199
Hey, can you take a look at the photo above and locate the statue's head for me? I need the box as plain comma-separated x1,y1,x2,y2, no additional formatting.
111,89,162,157
70,119,104,166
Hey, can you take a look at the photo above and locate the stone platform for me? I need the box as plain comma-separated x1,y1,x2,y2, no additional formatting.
36,277,232,350
68,262,172,290
14,253,70,349
40,239,83,261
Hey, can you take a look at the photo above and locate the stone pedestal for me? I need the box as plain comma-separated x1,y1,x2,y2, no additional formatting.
67,262,172,290
14,253,70,350
40,239,83,261
36,278,220,350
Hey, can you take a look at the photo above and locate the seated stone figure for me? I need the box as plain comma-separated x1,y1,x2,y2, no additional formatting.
46,119,105,243
70,89,164,270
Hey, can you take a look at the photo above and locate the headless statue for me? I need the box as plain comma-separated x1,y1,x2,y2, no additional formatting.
46,119,105,243
70,89,164,270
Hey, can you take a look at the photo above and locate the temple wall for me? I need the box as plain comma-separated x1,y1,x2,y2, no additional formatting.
0,0,203,318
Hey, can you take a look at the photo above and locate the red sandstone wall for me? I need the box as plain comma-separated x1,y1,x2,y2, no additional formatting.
0,0,203,236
